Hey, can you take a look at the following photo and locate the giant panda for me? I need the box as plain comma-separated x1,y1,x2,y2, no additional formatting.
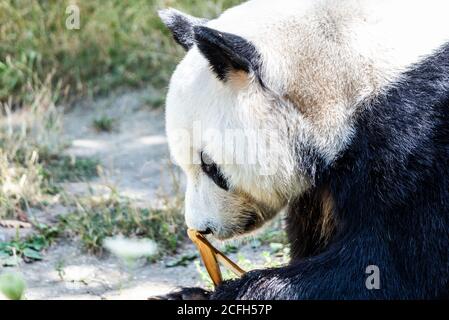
159,0,449,299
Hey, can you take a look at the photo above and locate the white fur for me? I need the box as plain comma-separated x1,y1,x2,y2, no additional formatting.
165,0,449,238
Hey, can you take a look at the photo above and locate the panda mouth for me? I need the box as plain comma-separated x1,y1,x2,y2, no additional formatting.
201,207,272,240
206,213,262,240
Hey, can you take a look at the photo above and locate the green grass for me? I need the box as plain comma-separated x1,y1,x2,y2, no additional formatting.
0,90,100,218
0,83,64,219
43,156,100,182
59,190,185,256
0,0,243,106
92,116,115,133
0,0,244,262
0,224,60,266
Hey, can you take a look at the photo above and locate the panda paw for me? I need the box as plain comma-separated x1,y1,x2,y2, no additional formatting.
148,287,211,300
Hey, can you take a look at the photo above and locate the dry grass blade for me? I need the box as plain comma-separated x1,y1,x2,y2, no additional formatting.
187,229,245,287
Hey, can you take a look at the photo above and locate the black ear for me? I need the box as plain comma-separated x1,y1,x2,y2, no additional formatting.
193,26,261,81
158,8,208,51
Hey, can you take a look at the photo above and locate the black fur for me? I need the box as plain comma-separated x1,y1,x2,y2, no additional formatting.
193,26,262,82
201,151,229,191
285,185,336,259
207,43,449,299
149,287,210,300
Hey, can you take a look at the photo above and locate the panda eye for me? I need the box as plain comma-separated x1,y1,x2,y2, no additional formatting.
200,152,229,191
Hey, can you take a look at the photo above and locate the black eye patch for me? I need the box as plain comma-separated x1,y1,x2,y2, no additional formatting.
200,152,229,191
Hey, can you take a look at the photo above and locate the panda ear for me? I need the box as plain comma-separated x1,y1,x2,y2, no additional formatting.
158,8,208,51
193,26,260,82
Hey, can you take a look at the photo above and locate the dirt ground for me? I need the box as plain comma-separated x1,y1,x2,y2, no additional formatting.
0,89,280,300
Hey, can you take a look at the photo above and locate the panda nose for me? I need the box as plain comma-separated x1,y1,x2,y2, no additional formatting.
200,227,213,235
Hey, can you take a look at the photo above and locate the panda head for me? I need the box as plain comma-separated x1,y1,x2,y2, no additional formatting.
159,1,402,240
